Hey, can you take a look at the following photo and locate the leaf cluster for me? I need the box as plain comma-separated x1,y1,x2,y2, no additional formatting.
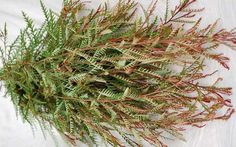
0,0,236,146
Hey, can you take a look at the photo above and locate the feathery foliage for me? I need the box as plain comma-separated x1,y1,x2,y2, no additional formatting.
0,0,236,146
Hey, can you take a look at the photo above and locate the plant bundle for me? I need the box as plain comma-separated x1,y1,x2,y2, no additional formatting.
0,0,236,146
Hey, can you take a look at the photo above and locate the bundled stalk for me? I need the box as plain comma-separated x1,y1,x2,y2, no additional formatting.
0,0,235,146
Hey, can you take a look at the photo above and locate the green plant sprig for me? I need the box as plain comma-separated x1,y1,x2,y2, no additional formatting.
0,0,236,146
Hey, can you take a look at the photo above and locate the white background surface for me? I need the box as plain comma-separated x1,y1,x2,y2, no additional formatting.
0,0,236,147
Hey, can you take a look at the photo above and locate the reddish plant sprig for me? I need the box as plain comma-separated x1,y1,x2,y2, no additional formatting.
0,0,236,147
